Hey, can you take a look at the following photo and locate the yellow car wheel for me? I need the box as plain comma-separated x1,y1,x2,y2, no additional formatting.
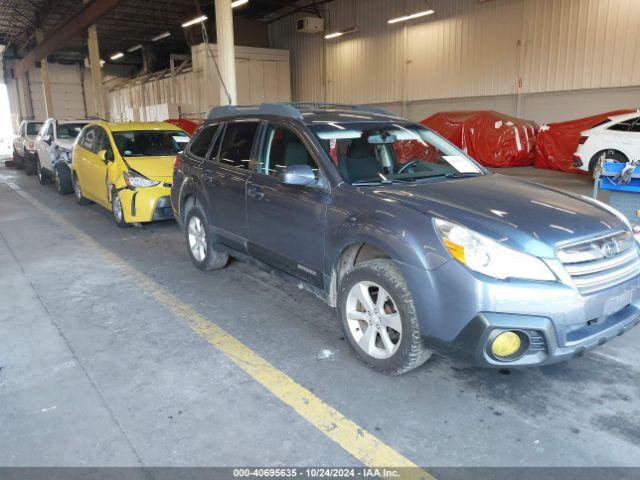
111,189,129,228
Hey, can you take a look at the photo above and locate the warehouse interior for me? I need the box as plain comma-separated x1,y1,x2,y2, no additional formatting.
1,0,640,476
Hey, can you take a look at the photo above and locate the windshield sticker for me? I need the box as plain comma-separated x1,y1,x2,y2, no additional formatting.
443,155,481,174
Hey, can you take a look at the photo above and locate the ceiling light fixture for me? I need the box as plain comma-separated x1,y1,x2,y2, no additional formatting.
231,0,249,7
127,44,143,52
388,8,434,24
325,26,357,40
182,15,208,28
151,31,171,41
110,52,124,60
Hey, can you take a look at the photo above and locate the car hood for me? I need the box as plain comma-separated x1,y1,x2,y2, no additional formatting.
57,139,75,150
122,156,174,183
361,174,626,258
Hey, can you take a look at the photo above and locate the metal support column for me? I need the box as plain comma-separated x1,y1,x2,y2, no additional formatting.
36,30,54,118
87,23,106,119
214,0,237,106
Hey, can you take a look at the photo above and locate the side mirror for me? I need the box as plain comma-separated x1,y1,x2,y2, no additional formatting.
281,164,317,187
98,149,114,163
43,135,52,144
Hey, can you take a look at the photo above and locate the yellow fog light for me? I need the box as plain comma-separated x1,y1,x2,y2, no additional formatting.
492,331,522,358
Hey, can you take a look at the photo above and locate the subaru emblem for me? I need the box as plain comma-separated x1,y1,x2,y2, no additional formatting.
602,240,619,258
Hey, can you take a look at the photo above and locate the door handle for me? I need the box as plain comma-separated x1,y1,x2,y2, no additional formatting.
248,185,264,200
201,170,214,184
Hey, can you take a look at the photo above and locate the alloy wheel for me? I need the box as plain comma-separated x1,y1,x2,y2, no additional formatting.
345,281,402,359
112,193,123,223
74,177,82,201
188,215,207,262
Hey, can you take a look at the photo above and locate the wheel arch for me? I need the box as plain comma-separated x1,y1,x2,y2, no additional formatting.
327,240,400,308
588,148,629,173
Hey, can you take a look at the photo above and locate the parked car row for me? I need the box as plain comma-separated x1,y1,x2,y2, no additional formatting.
574,111,640,174
9,104,640,374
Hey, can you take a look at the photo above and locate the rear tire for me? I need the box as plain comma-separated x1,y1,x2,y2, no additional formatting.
54,165,74,195
73,174,92,205
589,150,628,174
111,189,129,228
184,204,229,271
337,258,432,375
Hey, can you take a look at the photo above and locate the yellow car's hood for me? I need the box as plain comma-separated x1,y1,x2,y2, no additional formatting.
123,156,175,183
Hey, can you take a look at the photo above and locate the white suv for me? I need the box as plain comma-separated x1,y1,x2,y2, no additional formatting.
574,111,640,174
12,120,43,170
32,118,90,194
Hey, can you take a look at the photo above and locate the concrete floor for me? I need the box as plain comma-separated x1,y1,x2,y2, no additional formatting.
1,161,639,468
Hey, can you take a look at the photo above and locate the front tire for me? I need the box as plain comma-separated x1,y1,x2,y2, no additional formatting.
184,204,229,271
338,258,431,375
24,153,36,175
54,165,74,195
111,189,129,228
73,174,92,205
36,158,52,185
13,150,24,170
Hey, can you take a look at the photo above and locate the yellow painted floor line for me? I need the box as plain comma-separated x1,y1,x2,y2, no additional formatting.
6,183,434,479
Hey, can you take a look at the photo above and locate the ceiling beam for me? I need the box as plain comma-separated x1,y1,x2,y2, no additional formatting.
12,0,126,78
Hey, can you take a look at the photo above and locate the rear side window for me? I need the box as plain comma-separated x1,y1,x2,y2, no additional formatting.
218,122,259,170
609,117,639,132
188,124,219,159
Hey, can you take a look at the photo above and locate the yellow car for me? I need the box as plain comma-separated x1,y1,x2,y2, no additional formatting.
71,121,190,227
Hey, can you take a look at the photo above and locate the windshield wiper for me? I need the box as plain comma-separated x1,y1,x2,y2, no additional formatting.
352,179,395,186
445,172,483,179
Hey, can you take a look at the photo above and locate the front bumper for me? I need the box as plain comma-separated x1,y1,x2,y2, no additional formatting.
402,258,640,368
118,185,174,223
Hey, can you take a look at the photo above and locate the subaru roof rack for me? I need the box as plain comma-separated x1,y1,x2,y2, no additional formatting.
207,103,304,121
206,102,398,121
291,102,396,116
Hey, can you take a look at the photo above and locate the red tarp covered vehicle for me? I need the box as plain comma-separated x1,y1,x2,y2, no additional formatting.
165,118,202,136
533,109,636,173
421,111,539,168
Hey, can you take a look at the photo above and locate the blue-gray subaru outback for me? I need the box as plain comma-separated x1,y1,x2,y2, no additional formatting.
171,103,640,374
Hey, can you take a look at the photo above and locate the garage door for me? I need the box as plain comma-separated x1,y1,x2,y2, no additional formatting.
29,63,87,119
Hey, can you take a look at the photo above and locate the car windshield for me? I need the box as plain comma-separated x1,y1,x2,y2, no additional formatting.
310,122,487,185
112,130,190,157
57,123,87,140
26,123,43,135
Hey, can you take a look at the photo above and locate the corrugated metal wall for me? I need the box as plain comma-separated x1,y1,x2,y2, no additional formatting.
522,0,640,93
107,44,291,121
269,0,640,105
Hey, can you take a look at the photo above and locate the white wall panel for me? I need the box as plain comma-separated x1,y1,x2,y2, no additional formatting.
269,0,640,108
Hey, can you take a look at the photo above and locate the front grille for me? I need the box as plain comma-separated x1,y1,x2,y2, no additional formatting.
558,231,640,295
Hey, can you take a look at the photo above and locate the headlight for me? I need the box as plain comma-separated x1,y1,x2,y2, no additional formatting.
580,195,632,231
123,170,160,188
434,218,556,281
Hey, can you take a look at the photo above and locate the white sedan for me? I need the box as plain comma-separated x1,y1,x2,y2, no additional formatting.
574,111,640,174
